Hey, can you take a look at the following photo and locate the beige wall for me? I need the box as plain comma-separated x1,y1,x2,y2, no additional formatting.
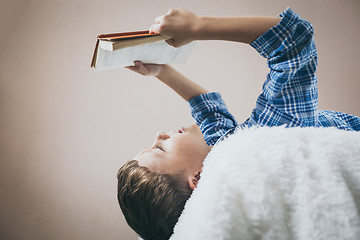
0,0,359,239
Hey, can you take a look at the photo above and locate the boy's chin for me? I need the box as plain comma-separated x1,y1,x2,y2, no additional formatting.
185,124,201,133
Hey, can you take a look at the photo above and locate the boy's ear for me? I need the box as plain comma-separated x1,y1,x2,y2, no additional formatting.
188,172,201,190
188,176,197,190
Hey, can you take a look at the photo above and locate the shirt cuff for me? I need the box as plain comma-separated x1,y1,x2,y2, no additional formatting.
188,92,223,114
250,7,300,59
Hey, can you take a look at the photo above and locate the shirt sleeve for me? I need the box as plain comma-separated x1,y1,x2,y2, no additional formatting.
188,92,238,146
248,7,318,127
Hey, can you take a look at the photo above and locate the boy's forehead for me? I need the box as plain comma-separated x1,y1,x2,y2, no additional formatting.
135,149,164,168
136,147,164,157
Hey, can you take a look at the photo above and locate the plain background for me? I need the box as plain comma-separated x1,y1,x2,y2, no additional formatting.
0,0,359,239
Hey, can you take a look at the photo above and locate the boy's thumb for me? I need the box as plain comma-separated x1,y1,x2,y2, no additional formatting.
149,24,160,34
134,61,141,67
165,39,176,47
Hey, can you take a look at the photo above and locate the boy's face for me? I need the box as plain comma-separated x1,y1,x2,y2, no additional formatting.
135,124,211,183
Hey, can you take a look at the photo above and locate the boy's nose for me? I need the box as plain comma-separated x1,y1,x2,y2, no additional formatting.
156,131,170,140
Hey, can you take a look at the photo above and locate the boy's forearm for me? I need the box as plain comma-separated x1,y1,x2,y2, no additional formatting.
151,9,281,47
194,16,281,44
195,16,281,44
156,65,208,101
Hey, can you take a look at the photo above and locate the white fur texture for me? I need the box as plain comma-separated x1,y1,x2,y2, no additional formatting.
170,127,360,240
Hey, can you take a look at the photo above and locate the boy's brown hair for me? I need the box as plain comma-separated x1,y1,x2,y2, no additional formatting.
117,160,193,240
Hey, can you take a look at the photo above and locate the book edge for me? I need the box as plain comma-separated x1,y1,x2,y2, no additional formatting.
91,39,99,68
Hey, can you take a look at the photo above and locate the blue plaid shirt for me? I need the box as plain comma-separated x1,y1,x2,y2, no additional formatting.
188,8,360,146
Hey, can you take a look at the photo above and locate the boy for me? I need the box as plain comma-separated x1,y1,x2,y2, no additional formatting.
117,8,360,240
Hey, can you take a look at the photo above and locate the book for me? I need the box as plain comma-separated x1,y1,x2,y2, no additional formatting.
91,30,195,70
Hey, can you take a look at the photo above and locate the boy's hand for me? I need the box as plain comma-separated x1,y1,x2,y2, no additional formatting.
126,61,165,77
149,9,200,48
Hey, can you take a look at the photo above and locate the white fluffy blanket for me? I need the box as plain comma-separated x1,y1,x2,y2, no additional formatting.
170,127,360,240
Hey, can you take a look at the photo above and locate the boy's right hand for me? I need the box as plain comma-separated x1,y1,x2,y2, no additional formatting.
126,61,165,77
149,9,201,48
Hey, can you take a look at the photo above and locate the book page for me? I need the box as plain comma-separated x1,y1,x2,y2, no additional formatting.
94,40,195,70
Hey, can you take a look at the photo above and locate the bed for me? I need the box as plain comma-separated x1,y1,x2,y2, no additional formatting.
170,126,360,240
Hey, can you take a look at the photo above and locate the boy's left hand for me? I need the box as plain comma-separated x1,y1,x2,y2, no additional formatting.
126,61,165,77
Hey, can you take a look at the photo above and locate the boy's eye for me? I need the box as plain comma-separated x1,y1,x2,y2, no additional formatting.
156,145,165,152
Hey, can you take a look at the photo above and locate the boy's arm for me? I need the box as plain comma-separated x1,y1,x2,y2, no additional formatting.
150,9,281,47
156,64,208,101
127,61,207,101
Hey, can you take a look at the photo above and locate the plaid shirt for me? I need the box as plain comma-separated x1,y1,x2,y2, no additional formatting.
188,8,360,146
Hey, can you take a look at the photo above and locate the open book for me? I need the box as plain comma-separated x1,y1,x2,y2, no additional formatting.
91,30,195,70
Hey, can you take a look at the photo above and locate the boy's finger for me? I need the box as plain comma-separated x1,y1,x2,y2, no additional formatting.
149,24,160,34
126,61,142,72
165,39,176,47
154,15,164,24
125,66,137,71
134,61,141,67
167,8,179,15
134,61,149,75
